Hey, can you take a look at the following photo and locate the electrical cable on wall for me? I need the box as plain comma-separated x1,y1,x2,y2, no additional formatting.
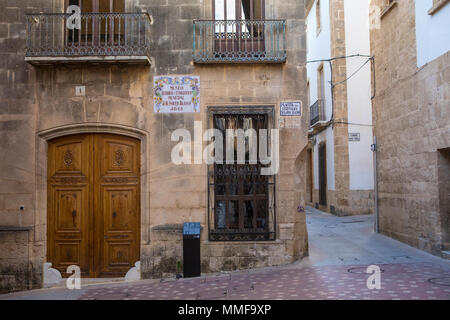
305,54,376,134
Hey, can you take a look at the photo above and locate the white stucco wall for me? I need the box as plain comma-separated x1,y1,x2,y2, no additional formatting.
306,0,333,119
344,0,374,190
307,0,374,192
415,0,450,68
306,0,335,191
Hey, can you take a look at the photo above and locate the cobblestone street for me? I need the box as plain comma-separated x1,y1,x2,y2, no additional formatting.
1,207,449,300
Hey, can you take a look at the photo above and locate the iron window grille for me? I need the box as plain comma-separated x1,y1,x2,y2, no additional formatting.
207,106,276,241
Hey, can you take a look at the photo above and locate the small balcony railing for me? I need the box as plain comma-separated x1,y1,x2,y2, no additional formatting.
25,12,151,64
310,99,326,127
193,20,286,64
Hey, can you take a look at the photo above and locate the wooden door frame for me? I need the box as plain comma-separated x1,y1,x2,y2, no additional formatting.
36,124,149,279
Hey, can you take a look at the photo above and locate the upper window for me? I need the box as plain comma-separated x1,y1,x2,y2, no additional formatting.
67,0,125,13
66,0,125,43
26,0,151,64
213,0,265,20
193,0,286,63
212,0,266,55
380,0,397,19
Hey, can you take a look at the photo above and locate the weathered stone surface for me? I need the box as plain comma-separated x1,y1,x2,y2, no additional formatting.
0,0,309,292
370,0,450,255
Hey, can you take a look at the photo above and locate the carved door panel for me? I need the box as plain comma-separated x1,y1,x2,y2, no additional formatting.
48,133,140,278
94,134,140,277
47,134,92,277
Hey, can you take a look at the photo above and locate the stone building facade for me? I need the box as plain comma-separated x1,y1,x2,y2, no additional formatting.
0,0,309,292
304,0,375,216
369,0,450,256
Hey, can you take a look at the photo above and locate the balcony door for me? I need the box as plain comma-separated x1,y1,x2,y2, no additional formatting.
213,0,265,56
66,0,125,14
66,0,125,46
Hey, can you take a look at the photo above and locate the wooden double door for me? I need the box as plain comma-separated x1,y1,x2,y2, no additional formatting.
47,134,140,278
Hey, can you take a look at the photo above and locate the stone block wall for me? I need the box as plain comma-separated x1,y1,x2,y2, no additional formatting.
0,0,53,292
370,0,450,255
0,230,34,294
0,0,309,291
139,0,309,277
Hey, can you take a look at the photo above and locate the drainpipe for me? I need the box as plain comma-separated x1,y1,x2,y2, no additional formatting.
372,136,379,233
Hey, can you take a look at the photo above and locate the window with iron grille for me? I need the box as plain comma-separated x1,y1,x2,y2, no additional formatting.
207,106,276,242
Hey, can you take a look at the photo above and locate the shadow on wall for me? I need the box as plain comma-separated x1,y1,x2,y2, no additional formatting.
438,148,450,251
293,146,310,258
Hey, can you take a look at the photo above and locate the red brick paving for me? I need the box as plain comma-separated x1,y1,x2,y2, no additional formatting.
79,262,450,300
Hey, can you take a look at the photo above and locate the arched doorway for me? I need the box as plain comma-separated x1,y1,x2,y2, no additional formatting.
47,133,140,278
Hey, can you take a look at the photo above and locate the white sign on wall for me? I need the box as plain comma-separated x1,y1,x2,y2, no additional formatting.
349,133,361,142
153,75,200,113
280,101,302,116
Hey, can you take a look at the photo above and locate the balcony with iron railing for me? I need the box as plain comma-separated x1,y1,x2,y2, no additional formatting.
193,20,286,64
25,12,152,65
310,99,327,128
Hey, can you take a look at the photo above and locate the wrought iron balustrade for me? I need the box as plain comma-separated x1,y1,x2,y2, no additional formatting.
193,19,286,63
310,99,326,126
25,12,151,64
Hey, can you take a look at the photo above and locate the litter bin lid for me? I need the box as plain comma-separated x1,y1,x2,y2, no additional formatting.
183,222,201,235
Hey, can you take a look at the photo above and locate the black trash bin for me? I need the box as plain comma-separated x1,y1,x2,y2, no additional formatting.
182,222,201,278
